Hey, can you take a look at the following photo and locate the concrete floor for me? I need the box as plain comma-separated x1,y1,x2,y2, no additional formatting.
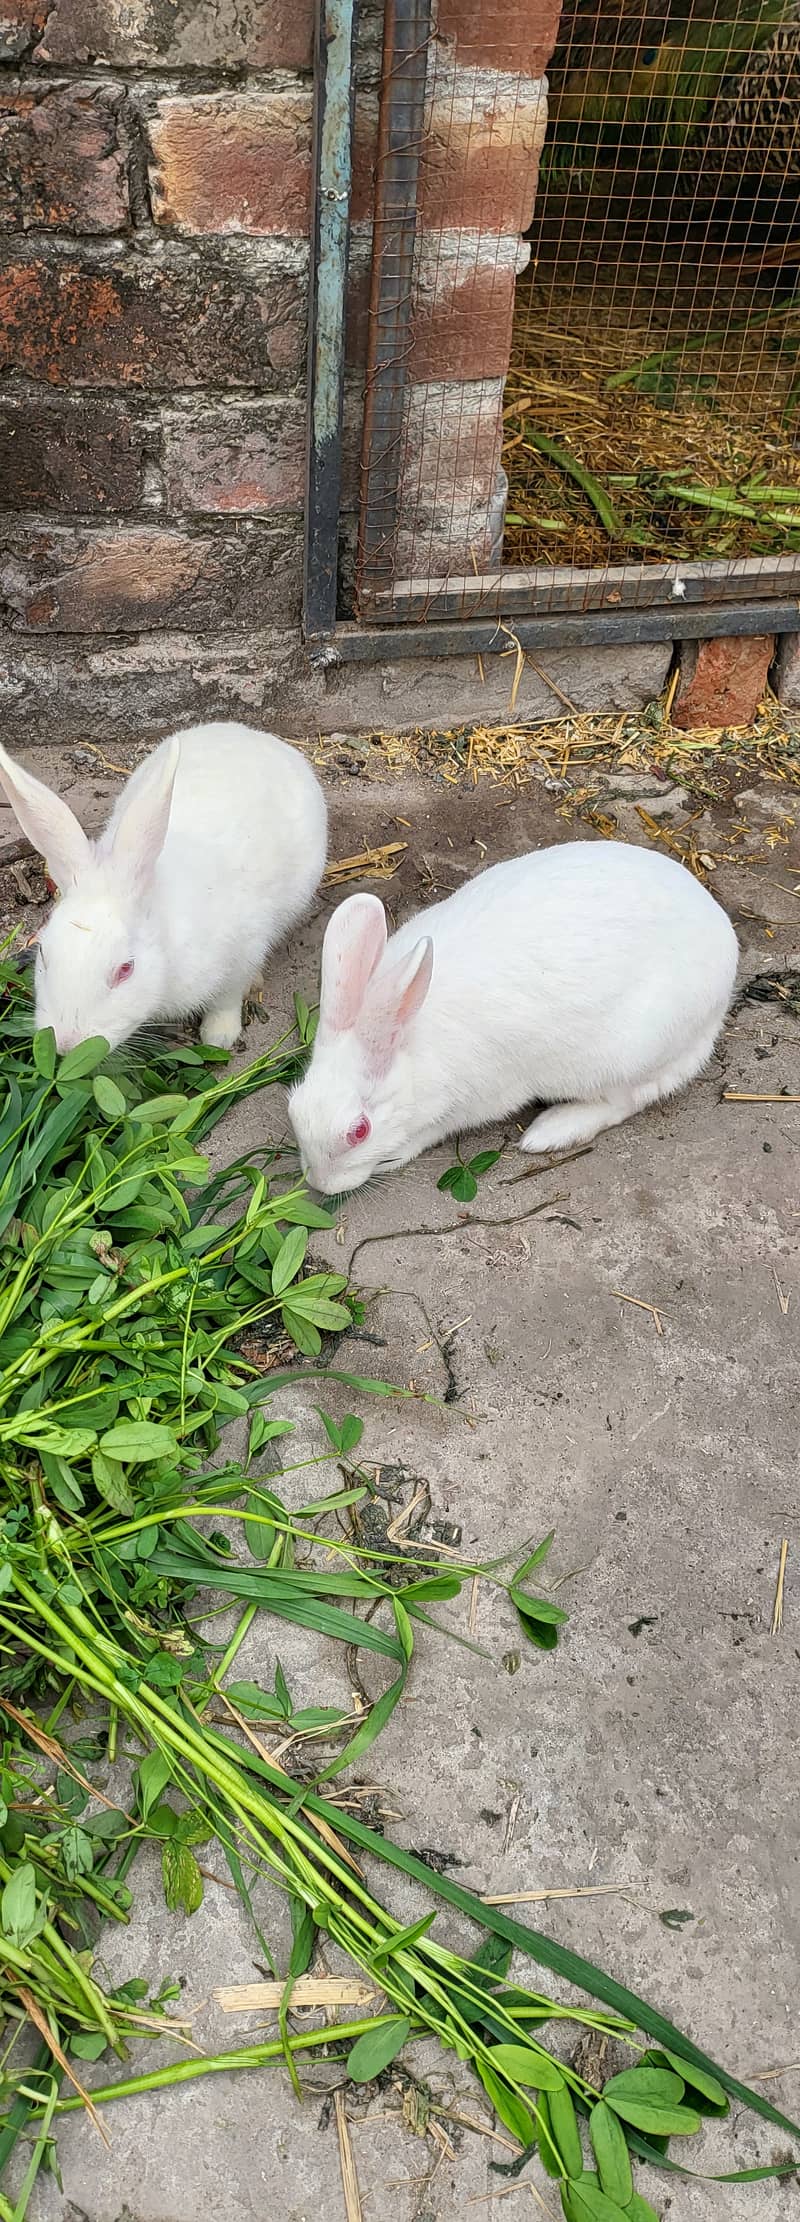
4,742,800,2222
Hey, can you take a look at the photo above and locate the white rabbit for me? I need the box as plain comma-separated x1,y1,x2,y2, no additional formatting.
288,840,738,1192
0,721,327,1053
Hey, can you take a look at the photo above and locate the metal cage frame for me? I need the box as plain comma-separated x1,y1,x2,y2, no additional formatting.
303,0,800,664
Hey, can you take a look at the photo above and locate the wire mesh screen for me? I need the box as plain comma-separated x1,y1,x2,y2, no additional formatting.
355,0,800,623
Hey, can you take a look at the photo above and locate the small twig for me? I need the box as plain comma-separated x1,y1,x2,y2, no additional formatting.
336,2089,364,2222
497,621,526,714
771,1540,789,1635
750,2058,800,2081
502,1143,594,1186
612,1290,666,1336
723,1090,800,1103
1,1699,135,1822
502,1791,521,1854
524,657,579,715
72,739,130,777
529,2184,563,2222
386,1482,428,1544
481,1881,630,1907
347,1195,566,1279
772,1266,790,1316
441,2106,517,2150
196,1864,238,1893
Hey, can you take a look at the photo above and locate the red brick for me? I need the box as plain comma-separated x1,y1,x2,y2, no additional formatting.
412,255,519,381
0,250,305,388
672,635,775,730
348,251,517,379
436,0,562,74
419,96,546,232
0,524,301,631
0,81,129,234
351,88,545,233
163,404,305,514
0,0,44,59
35,0,314,70
0,395,147,509
146,91,312,238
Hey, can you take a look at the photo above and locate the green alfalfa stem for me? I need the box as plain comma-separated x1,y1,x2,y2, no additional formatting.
661,482,800,528
7,1578,798,2160
0,1178,311,1418
522,432,622,538
300,1798,800,2143
606,296,800,389
2,1592,617,2152
6,2066,59,2222
48,2016,402,2114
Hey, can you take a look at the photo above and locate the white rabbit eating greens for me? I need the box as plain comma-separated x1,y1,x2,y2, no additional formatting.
288,840,738,1194
0,721,327,1054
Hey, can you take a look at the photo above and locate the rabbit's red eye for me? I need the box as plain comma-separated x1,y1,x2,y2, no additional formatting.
111,960,134,988
347,1116,371,1148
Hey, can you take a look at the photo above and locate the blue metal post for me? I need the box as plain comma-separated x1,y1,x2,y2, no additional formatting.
303,0,357,639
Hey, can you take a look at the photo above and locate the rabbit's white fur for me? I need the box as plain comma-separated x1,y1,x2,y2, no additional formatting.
289,840,738,1192
0,722,327,1052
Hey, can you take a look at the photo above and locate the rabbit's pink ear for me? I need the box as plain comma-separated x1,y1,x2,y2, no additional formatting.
0,743,90,891
111,736,180,888
360,935,433,1072
320,893,387,1033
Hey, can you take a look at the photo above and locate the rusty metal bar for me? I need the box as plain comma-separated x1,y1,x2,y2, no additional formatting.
366,553,800,626
355,0,432,612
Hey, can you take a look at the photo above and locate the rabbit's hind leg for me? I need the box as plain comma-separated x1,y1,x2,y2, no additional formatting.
520,1026,720,1154
519,1097,630,1153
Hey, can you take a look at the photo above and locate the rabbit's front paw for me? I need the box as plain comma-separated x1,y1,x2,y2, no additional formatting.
201,1001,244,1051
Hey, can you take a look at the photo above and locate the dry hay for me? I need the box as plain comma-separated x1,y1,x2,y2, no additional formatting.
319,690,800,885
503,272,800,570
331,690,800,799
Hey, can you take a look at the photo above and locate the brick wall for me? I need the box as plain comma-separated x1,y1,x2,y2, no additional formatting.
0,0,563,739
0,0,321,736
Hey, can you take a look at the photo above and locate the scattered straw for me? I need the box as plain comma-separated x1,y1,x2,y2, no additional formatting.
214,1979,376,2013
72,740,131,778
328,701,799,867
324,842,407,887
663,665,681,723
771,1540,789,1634
772,1266,790,1316
335,2090,364,2222
724,1091,800,1103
